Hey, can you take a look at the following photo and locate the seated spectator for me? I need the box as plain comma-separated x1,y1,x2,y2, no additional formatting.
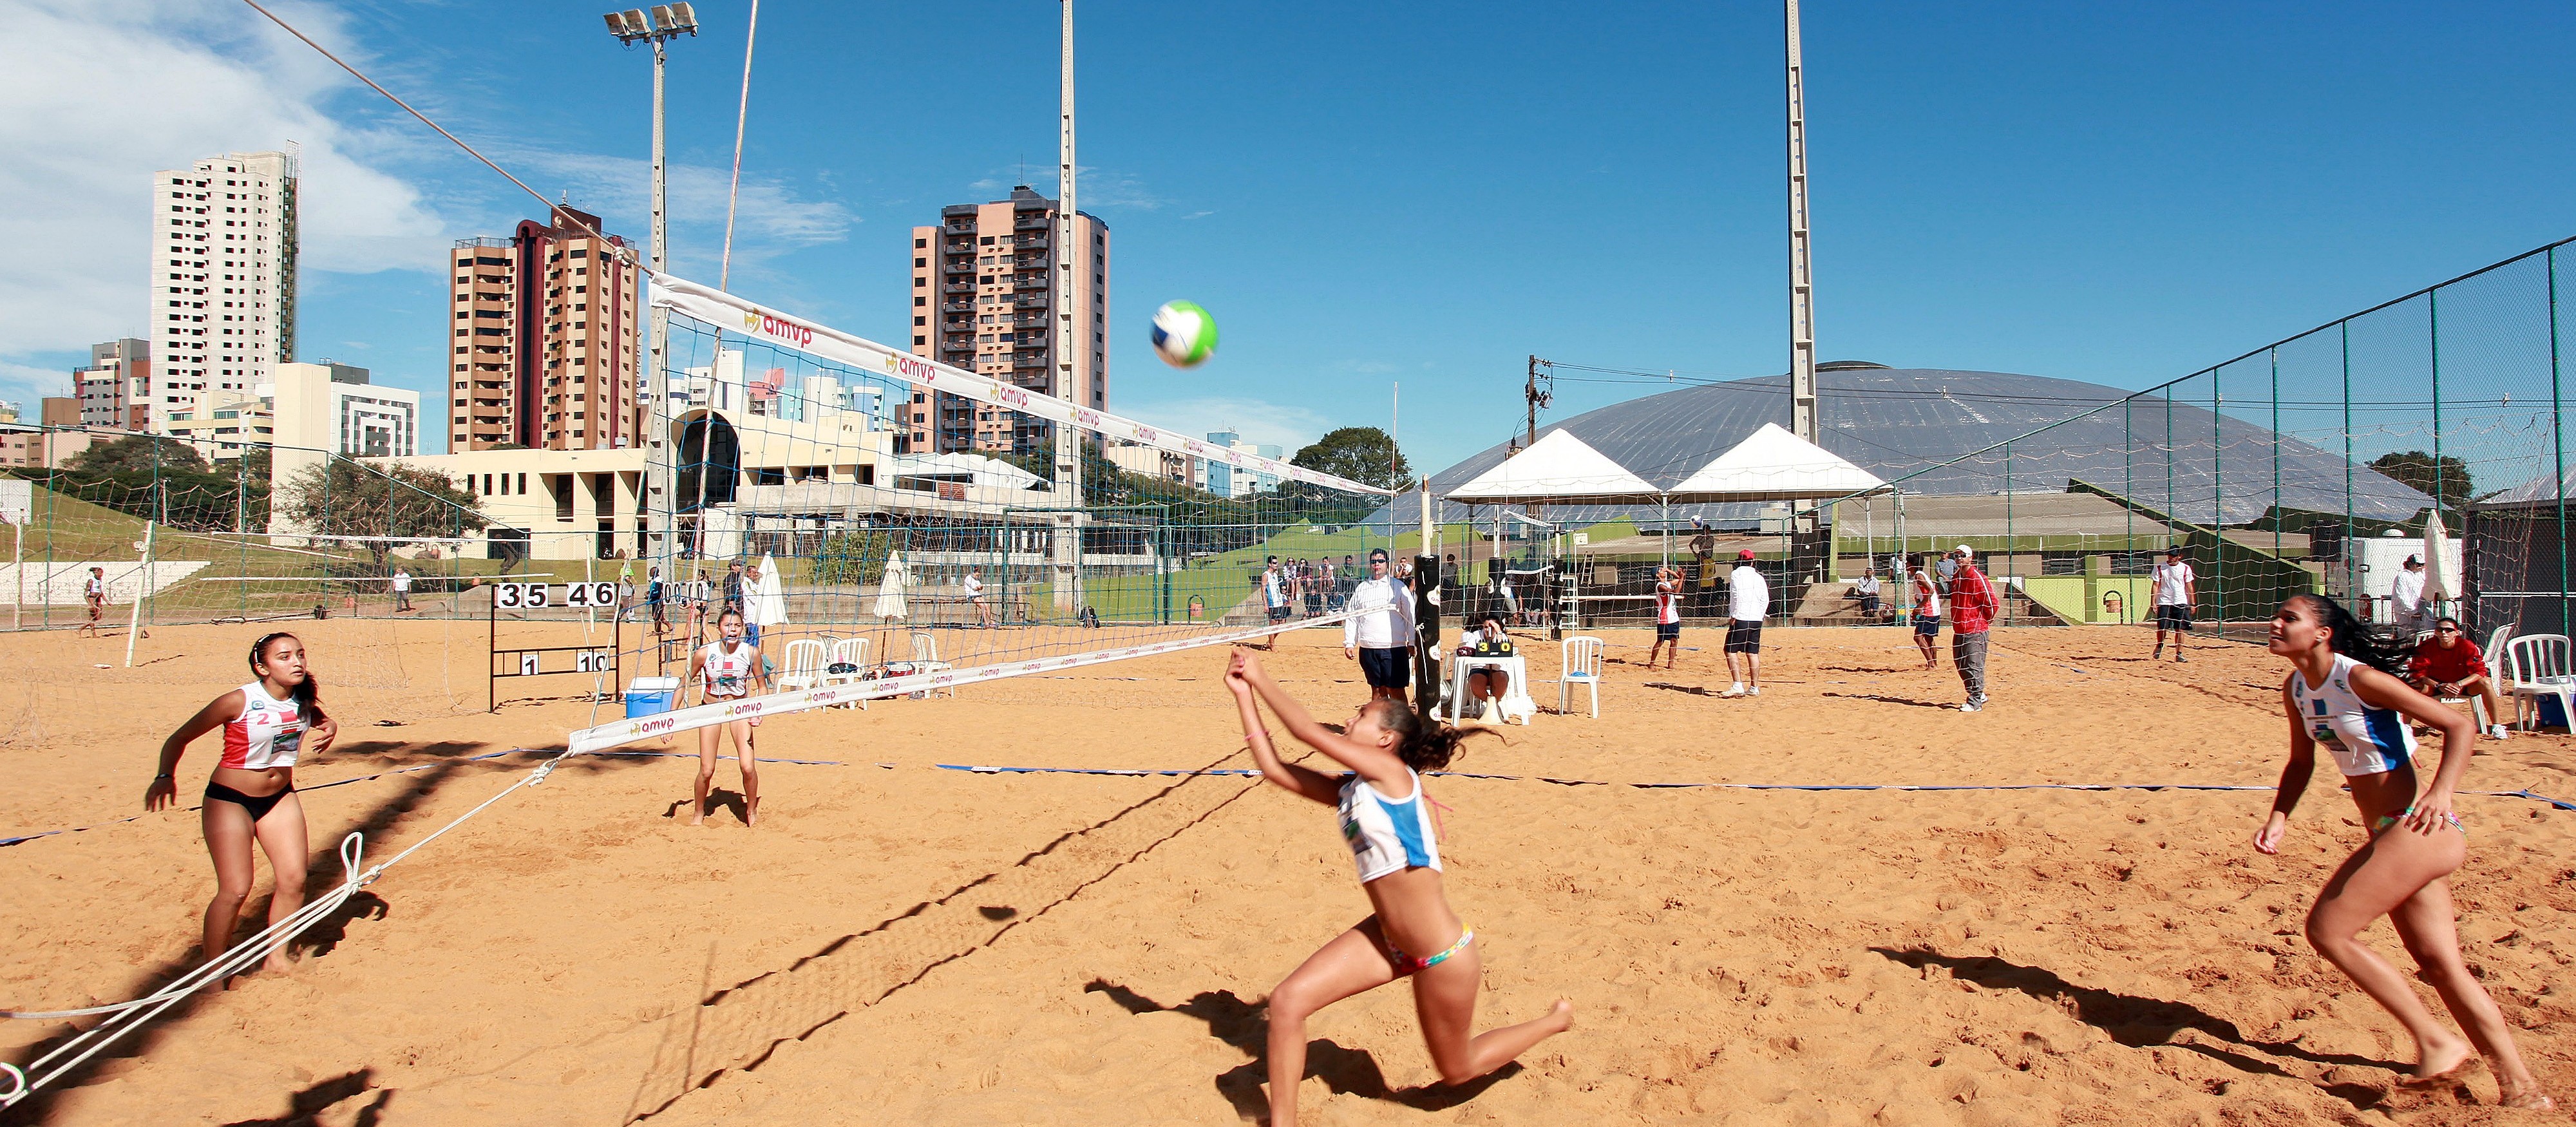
1455,614,1516,719
2408,616,2512,739
1851,569,1884,619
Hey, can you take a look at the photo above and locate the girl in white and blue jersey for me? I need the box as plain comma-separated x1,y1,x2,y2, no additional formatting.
2254,595,2549,1108
685,608,770,828
1225,649,1571,1127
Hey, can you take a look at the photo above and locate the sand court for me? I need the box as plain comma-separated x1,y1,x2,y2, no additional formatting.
3,619,2572,1124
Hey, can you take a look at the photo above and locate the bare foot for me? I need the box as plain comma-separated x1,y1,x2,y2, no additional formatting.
688,804,706,827
1545,998,1575,1032
2397,1034,2477,1088
744,797,761,828
262,952,295,976
2497,1081,2554,1110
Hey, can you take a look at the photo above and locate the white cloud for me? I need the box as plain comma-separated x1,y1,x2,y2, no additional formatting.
1115,395,1336,455
964,165,1170,212
0,0,451,359
510,150,854,285
0,361,70,406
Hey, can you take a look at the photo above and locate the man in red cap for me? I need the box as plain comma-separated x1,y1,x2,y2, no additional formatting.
1948,545,2000,712
1721,548,1768,697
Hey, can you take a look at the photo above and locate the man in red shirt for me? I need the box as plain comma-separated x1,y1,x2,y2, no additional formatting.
2409,616,2512,739
1948,545,2001,712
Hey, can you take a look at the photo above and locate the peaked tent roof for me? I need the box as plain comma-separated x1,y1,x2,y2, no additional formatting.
1665,422,1888,502
1445,429,1658,502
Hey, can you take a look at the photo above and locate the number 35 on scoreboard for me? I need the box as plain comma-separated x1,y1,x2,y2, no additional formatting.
494,582,617,609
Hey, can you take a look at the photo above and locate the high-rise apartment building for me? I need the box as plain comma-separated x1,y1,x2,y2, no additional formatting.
149,151,297,433
905,185,1108,456
74,338,151,431
448,206,642,452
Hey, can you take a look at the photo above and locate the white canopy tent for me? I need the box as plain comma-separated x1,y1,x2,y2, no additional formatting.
1665,423,1888,504
1444,430,1658,504
1435,424,1902,630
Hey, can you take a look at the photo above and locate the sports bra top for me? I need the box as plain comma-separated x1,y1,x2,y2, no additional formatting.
219,681,308,771
701,641,757,698
1338,768,1442,884
2287,652,2418,776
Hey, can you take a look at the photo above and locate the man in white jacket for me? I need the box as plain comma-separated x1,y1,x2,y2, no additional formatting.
1342,547,1417,704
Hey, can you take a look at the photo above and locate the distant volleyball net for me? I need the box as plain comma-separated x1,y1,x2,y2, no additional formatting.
594,271,1397,729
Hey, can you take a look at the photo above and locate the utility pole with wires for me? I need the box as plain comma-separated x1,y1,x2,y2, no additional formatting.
1522,355,1554,451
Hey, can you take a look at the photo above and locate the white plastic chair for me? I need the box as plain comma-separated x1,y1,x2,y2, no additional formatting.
2504,633,2575,732
908,630,954,697
820,637,871,710
1554,635,1604,719
774,638,828,692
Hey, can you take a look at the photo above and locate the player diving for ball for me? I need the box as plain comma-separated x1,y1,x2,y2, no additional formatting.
1224,649,1571,1125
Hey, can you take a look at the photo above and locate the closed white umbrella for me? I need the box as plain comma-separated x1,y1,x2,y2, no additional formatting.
749,551,790,628
2420,509,2453,605
872,551,909,621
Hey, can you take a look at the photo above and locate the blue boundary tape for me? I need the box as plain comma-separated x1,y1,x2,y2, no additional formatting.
18,758,2568,849
0,750,524,848
0,748,868,848
927,763,2576,812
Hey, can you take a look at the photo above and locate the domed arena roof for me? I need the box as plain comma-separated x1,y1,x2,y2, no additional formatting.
1416,367,2430,527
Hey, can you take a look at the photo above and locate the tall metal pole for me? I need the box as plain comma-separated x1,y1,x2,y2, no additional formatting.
646,36,674,571
1784,0,1818,445
1052,0,1085,620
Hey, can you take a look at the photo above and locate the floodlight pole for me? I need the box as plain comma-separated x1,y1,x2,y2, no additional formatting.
1052,0,1084,620
605,7,695,575
649,34,670,567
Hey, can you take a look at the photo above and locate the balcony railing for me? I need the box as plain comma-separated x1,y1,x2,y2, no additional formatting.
1013,294,1048,308
1014,275,1049,290
1015,217,1048,230
942,283,974,294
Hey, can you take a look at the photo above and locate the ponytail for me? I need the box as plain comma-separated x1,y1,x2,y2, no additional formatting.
249,631,325,723
1366,699,1495,773
2288,594,2407,677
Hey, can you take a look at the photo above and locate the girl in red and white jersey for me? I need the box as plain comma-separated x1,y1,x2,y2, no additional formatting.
146,632,339,978
685,608,770,827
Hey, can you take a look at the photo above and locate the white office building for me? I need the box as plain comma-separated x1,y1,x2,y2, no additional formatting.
149,150,298,433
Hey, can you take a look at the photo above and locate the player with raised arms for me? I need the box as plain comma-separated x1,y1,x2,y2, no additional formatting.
145,632,339,979
2254,594,2550,1108
1224,649,1571,1125
686,607,770,828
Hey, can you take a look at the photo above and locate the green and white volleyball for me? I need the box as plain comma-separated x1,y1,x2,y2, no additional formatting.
1150,301,1218,368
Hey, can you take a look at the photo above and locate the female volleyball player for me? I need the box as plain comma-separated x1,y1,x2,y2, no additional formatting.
686,607,769,827
1225,649,1571,1125
2254,594,2550,1108
145,632,339,978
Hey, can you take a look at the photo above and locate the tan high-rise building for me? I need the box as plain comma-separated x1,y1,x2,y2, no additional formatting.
905,185,1108,456
149,151,297,433
448,206,643,452
75,338,151,431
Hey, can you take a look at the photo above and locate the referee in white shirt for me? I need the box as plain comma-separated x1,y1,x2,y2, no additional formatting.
1342,547,1417,705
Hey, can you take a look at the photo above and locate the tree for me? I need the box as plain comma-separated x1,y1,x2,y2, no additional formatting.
68,434,207,477
2368,450,2472,514
1291,427,1412,492
277,457,487,569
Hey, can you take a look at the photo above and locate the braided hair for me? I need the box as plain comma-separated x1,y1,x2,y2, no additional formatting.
249,631,324,723
2286,594,2408,677
1363,699,1494,772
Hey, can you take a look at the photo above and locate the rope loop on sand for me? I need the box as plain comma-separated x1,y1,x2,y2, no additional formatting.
0,747,581,1108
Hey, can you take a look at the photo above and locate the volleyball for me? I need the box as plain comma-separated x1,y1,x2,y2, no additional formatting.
1150,301,1218,368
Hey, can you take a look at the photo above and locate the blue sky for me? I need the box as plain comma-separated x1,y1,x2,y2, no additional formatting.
6,0,2570,469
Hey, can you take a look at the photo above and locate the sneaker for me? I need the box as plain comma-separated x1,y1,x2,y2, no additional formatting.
2175,656,2187,663
1959,701,1982,713
1969,695,1988,708
1748,687,1761,697
2487,723,2510,740
1720,684,1747,699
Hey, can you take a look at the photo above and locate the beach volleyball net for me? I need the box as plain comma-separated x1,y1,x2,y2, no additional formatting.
552,276,1397,746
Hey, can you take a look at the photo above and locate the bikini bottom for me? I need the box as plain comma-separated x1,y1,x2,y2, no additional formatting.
205,781,294,823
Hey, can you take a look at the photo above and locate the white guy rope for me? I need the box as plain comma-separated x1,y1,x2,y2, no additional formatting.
0,749,581,1107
